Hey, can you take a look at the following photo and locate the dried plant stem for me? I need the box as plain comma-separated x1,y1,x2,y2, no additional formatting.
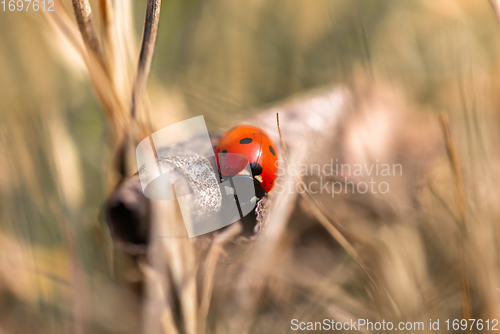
98,0,116,78
131,0,162,121
439,113,472,333
71,0,107,69
98,0,134,106
145,198,198,334
427,180,460,223
276,113,400,314
117,0,161,178
45,0,129,133
199,222,243,334
139,259,173,334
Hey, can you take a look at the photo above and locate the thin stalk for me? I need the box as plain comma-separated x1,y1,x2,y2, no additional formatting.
71,0,107,69
439,113,472,333
276,112,400,315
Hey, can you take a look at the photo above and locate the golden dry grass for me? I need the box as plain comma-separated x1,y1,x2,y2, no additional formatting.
1,0,500,333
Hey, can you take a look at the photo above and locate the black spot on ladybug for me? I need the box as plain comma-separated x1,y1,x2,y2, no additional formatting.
250,162,263,175
269,145,276,156
221,150,227,156
239,138,253,144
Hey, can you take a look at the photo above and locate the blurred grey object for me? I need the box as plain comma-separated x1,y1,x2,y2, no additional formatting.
105,87,351,253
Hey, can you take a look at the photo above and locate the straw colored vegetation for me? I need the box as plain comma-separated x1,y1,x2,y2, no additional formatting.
1,0,500,333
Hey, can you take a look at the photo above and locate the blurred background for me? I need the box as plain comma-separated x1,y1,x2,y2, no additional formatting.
1,0,500,333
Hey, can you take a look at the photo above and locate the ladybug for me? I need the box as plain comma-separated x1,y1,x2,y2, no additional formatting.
215,125,278,194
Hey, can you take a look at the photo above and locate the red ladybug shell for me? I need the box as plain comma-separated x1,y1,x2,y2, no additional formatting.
215,125,278,193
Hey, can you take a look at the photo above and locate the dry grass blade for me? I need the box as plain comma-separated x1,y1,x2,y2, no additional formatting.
132,0,162,120
47,0,138,180
116,0,162,178
44,0,129,135
98,0,109,26
276,112,400,315
44,0,87,62
98,0,115,74
140,259,173,334
199,222,243,334
439,113,472,333
489,0,500,24
439,114,466,230
229,146,302,333
114,0,137,67
71,0,107,69
98,0,134,105
427,180,460,223
146,196,198,334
